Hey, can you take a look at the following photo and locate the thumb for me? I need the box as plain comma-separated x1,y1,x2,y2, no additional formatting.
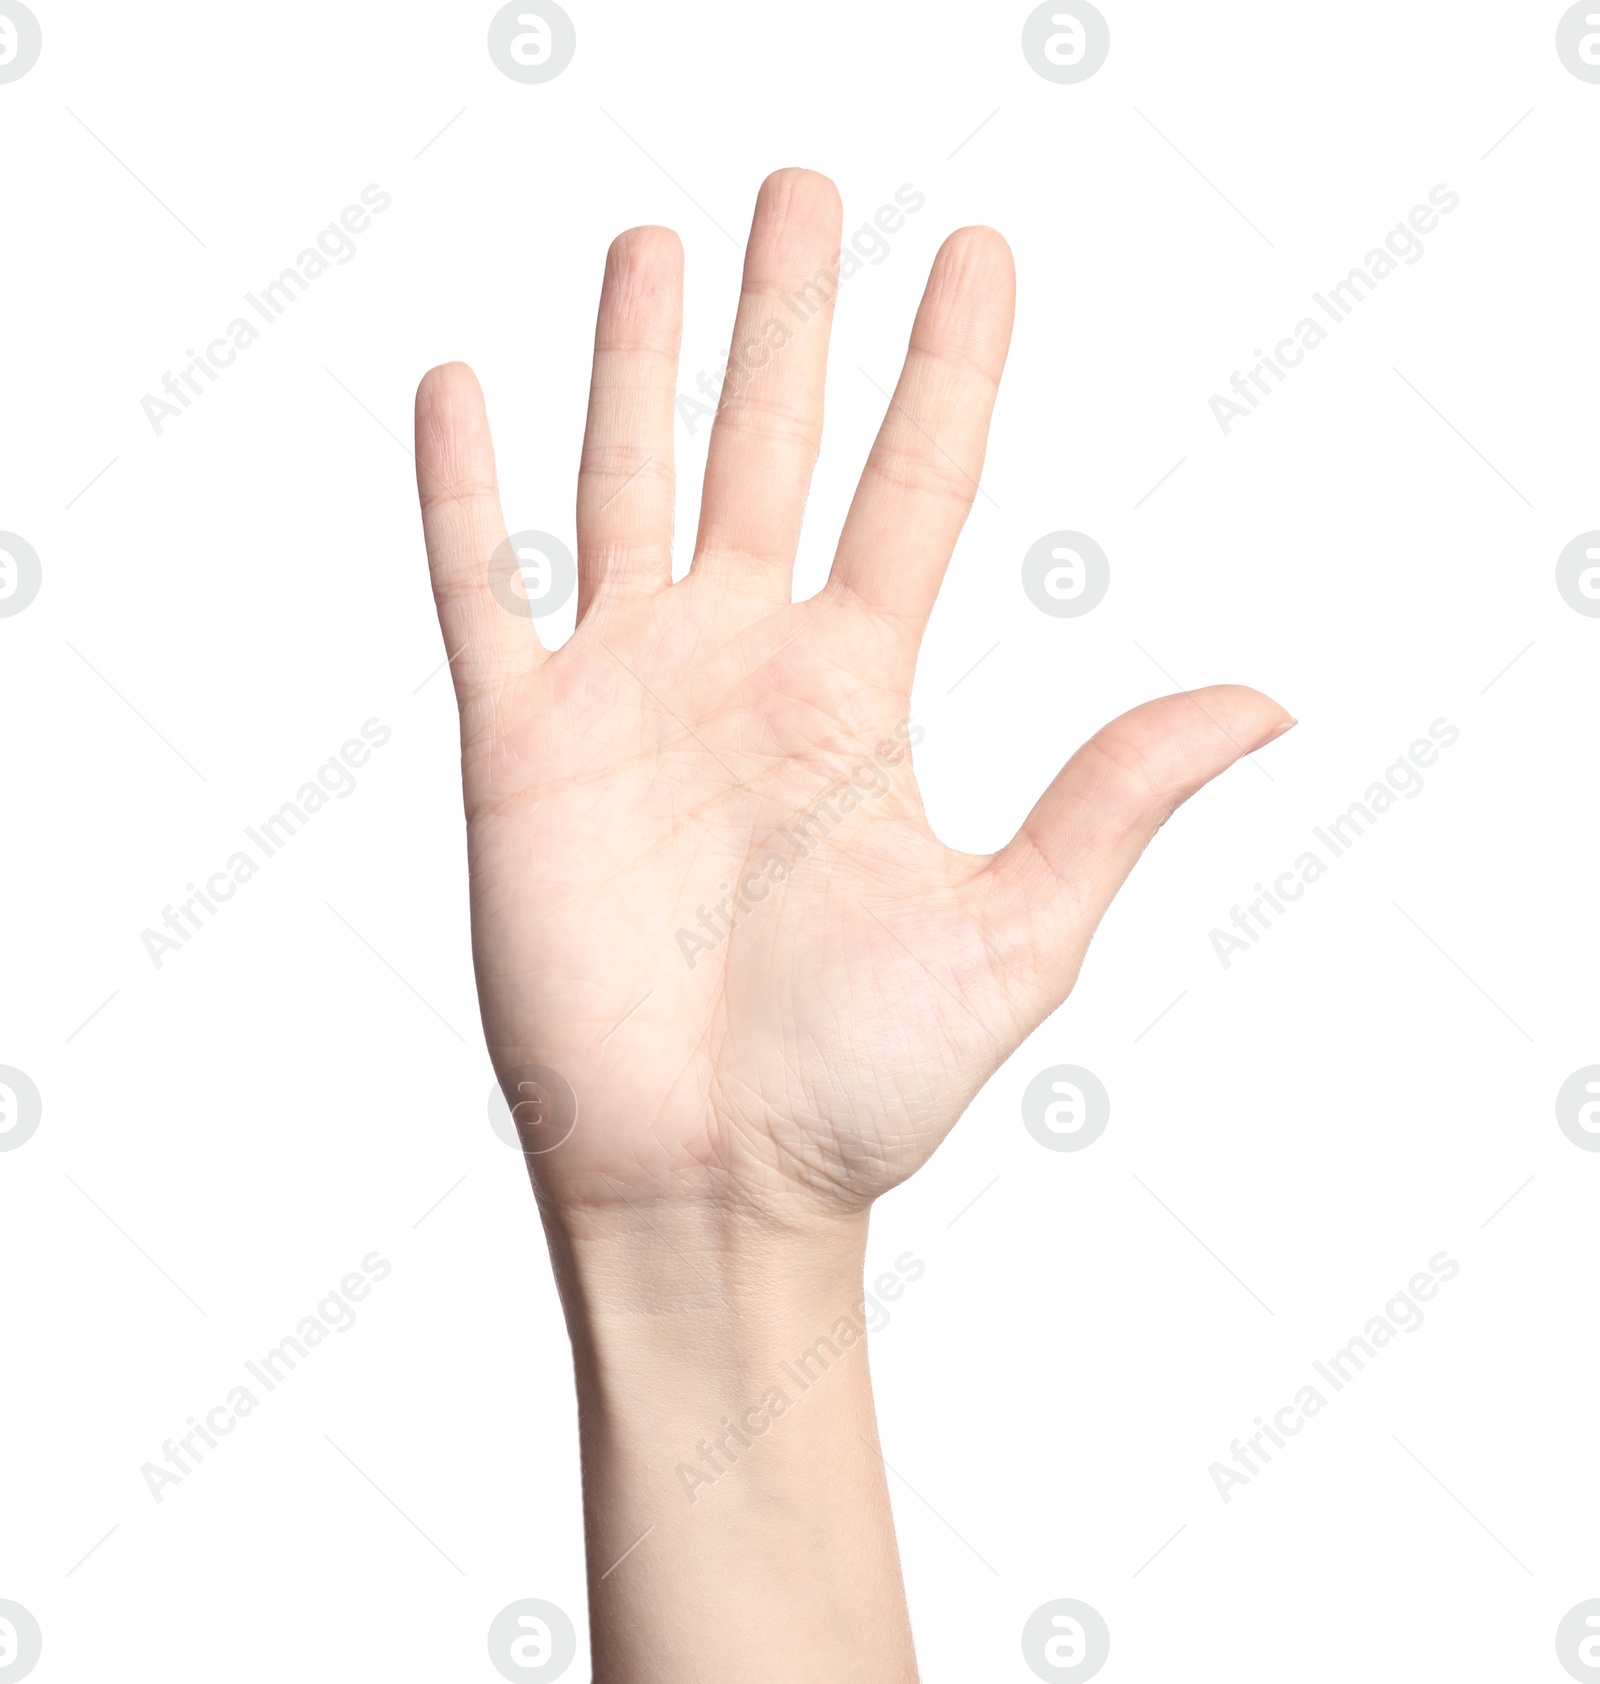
980,684,1293,1012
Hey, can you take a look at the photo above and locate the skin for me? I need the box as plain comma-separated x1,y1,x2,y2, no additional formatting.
413,167,1291,1682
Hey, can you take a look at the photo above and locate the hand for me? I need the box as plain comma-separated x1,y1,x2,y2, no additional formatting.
414,166,1291,1684
414,168,1291,1228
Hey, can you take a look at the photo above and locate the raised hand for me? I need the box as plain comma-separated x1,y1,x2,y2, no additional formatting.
414,168,1289,1684
415,168,1290,1228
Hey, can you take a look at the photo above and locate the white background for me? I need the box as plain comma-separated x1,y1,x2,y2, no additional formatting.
3,2,1599,1679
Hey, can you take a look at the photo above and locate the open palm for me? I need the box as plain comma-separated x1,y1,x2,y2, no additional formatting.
414,169,1289,1222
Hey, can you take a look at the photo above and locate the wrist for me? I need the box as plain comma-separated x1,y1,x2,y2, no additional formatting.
542,1193,871,1352
545,1197,879,1496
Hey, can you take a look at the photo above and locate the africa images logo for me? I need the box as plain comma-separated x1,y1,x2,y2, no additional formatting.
0,1,42,82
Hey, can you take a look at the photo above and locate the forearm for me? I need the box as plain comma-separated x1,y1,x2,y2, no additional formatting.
544,1202,918,1683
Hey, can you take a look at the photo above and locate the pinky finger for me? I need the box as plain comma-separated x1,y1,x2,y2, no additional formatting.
415,362,542,715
